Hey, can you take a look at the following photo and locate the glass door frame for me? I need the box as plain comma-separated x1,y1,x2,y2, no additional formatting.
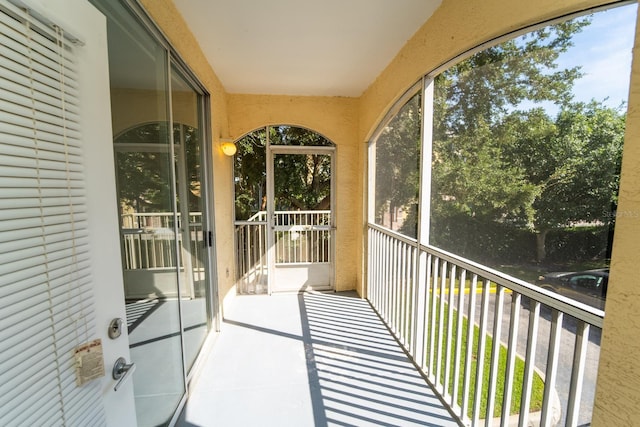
266,145,337,293
167,54,219,379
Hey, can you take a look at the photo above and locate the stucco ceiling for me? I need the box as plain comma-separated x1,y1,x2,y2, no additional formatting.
172,0,442,97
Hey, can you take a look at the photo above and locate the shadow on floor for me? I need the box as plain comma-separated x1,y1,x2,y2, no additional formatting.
298,291,457,426
177,291,458,427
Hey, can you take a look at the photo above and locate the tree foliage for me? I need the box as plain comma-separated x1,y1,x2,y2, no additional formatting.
428,16,626,262
115,122,202,216
367,16,626,264
373,93,422,238
234,126,333,220
234,129,267,220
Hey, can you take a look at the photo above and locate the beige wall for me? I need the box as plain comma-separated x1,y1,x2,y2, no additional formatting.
228,94,360,292
138,0,640,422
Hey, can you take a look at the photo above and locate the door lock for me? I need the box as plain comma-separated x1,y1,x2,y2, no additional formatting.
108,318,124,339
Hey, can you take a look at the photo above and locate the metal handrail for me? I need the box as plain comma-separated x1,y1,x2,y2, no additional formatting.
367,222,603,327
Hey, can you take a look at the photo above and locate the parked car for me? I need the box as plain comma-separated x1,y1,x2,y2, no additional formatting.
536,268,609,310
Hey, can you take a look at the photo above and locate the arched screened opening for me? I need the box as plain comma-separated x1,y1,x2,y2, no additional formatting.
233,125,337,294
369,87,422,239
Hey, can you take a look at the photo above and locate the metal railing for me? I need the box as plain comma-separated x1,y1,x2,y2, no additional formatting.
235,212,268,294
121,212,204,271
234,210,332,294
273,210,331,264
368,223,603,427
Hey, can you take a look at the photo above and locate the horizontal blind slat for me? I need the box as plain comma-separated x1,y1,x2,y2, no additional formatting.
2,76,81,115
0,97,81,131
0,187,86,200
0,31,80,83
0,140,82,163
0,194,86,210
0,131,83,155
0,218,87,245
0,52,80,99
0,302,50,342
0,122,82,147
0,63,80,106
0,211,88,233
0,9,77,71
0,108,81,139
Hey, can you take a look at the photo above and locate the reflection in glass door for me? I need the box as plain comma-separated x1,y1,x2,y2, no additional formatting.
115,127,186,426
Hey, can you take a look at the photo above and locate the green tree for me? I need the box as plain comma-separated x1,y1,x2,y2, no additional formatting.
116,122,201,215
429,17,626,262
374,93,422,238
234,126,333,220
432,19,589,226
234,129,267,220
500,103,625,260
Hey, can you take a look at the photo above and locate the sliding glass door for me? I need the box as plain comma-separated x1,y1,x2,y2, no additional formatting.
91,0,216,425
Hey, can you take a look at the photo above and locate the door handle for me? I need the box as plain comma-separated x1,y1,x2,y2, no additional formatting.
112,357,136,391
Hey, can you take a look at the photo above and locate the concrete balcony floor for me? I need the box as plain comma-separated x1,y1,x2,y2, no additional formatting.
178,291,459,427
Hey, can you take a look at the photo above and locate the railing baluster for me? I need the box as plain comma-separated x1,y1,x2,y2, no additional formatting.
395,239,401,331
420,253,432,370
428,256,439,381
472,278,491,426
566,320,590,427
541,309,563,427
452,268,466,414
501,291,522,425
373,229,380,307
402,244,408,344
435,260,448,392
486,285,505,426
384,234,391,322
444,264,456,401
407,245,416,348
462,273,478,422
367,228,374,303
518,300,541,427
392,239,399,333
413,248,426,359
399,241,405,335
395,239,402,333
390,237,397,329
246,222,252,292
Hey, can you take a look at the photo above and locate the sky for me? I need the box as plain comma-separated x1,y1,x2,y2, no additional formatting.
521,2,637,116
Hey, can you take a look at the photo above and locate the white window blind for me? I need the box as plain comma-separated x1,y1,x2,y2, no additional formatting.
0,1,106,426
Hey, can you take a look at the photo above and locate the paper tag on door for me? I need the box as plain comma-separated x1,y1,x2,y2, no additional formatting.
74,339,105,387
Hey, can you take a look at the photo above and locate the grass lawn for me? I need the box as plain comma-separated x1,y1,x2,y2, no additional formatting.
429,299,544,419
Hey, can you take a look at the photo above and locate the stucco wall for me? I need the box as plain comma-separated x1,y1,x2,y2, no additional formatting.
228,94,360,292
592,4,640,425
